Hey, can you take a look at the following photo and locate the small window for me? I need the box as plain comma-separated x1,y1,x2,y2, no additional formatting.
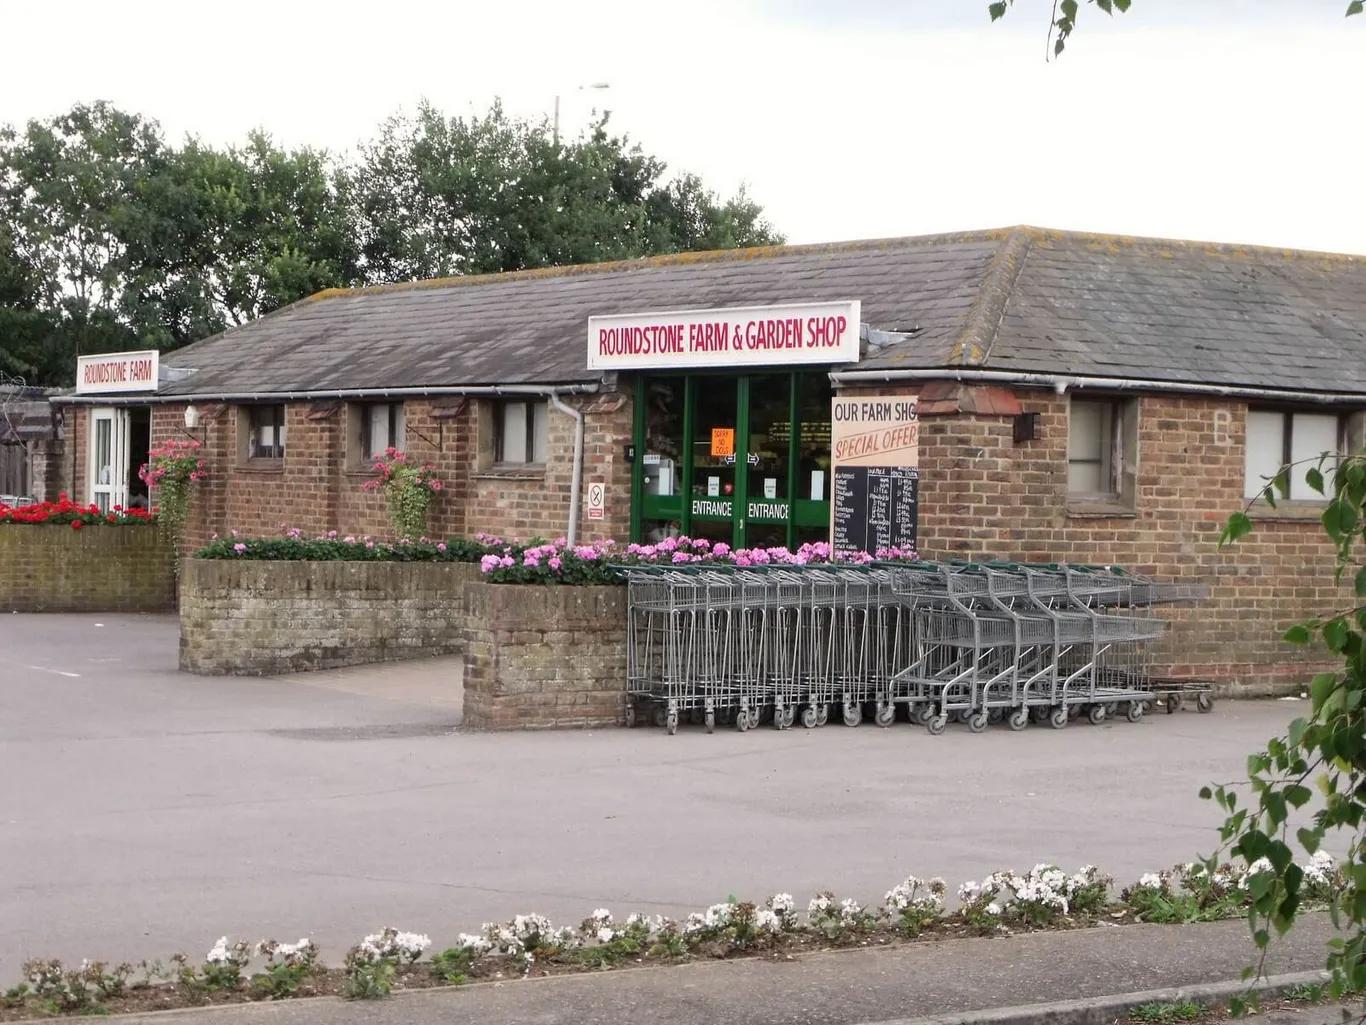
245,405,286,461
1067,396,1137,508
1244,409,1342,500
495,400,549,465
358,403,406,461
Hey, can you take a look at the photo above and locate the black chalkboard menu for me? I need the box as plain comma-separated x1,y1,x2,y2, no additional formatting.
832,466,919,555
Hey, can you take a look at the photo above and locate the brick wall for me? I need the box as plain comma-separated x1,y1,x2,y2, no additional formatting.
846,385,1346,695
462,579,627,729
0,525,175,612
135,391,634,552
178,558,480,674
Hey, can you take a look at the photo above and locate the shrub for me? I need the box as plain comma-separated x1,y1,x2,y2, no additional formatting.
138,438,206,550
883,876,946,937
248,939,319,1000
0,494,154,526
806,892,880,941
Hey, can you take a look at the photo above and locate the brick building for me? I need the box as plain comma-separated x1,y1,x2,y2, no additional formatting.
54,226,1366,693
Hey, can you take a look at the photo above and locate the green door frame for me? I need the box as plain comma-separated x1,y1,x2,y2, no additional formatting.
632,371,830,548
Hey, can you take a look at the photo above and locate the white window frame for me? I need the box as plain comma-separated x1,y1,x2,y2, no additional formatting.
358,402,406,462
88,407,129,513
494,399,549,466
1244,408,1344,501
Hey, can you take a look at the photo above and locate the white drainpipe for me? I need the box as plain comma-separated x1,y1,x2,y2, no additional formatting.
547,392,586,546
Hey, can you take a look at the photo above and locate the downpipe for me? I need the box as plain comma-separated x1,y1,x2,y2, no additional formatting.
548,392,585,546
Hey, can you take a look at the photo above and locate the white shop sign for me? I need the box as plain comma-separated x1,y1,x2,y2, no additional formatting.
76,350,160,394
587,301,861,371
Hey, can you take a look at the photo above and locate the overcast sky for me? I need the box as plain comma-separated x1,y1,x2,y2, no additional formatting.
4,0,1362,254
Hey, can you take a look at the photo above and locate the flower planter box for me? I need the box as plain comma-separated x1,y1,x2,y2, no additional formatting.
461,578,628,730
178,559,480,675
0,524,175,613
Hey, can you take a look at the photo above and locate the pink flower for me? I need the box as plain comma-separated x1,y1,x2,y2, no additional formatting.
365,540,375,549
549,556,563,570
672,552,690,563
480,554,500,573
436,542,447,553
232,542,247,554
712,542,731,558
500,555,514,568
430,480,443,492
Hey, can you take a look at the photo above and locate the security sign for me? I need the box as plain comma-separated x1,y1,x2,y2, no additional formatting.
587,482,606,521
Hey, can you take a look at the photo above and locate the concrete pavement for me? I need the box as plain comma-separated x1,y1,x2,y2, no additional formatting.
18,916,1343,1025
0,613,1316,980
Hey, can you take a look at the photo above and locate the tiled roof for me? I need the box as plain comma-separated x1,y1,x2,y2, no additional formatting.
155,226,1366,397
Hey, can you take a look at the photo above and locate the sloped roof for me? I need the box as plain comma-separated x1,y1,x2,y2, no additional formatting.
155,226,1366,397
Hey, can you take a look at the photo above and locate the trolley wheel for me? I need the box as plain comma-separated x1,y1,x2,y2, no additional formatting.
927,714,948,736
1087,704,1107,726
1030,706,1049,724
1165,695,1181,715
778,705,795,730
1196,693,1214,713
624,703,636,728
875,704,896,728
842,701,862,728
954,708,971,724
800,706,819,729
967,711,989,734
747,707,763,730
912,704,935,726
688,708,704,726
1049,707,1069,730
665,710,679,735
704,709,715,734
735,710,749,733
987,708,1004,724
1105,702,1119,717
1008,708,1029,732
1125,702,1144,724
816,706,829,727
653,706,668,729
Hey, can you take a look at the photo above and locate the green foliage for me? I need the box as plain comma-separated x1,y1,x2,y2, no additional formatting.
248,941,320,1000
429,947,478,985
1,101,781,386
342,948,396,1000
990,1,1360,57
196,534,495,562
1213,452,1366,995
1129,1000,1205,1024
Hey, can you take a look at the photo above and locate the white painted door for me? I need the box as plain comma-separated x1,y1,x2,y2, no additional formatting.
88,407,129,513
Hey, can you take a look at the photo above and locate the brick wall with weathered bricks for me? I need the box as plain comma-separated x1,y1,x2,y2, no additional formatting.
0,525,175,612
178,559,481,675
461,579,627,729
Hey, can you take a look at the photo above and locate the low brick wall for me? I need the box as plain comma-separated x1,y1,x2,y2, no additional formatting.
179,559,480,675
0,525,176,612
462,580,627,729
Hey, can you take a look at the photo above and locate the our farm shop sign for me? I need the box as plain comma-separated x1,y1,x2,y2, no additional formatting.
830,396,919,556
587,301,861,371
75,350,160,395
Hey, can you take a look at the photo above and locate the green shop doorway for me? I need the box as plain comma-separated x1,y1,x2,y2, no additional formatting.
631,371,833,549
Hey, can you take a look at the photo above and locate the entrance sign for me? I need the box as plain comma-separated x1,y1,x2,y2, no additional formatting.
76,350,159,395
586,482,606,521
588,301,861,371
830,397,919,555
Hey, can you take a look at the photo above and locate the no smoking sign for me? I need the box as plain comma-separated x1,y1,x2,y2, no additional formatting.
586,482,607,521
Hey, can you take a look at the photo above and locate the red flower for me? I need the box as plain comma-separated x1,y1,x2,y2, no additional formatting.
71,520,83,531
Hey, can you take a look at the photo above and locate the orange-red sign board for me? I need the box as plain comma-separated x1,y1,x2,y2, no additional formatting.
710,428,735,457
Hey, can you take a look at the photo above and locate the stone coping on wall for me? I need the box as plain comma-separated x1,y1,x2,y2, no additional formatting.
178,558,480,675
0,525,175,613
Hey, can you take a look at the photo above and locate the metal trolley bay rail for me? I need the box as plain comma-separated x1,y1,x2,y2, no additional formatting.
620,560,1205,735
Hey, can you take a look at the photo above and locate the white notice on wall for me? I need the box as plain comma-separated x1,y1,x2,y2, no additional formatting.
810,470,825,502
764,478,777,499
707,476,720,497
587,481,606,521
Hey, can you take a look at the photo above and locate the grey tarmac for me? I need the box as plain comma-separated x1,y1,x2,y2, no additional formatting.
0,613,1322,981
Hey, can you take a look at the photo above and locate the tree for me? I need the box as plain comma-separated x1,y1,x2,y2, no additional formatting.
1212,459,1365,996
988,0,1360,58
124,132,359,346
348,100,782,281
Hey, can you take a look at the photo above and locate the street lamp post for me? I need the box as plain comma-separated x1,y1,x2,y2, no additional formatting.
553,82,610,144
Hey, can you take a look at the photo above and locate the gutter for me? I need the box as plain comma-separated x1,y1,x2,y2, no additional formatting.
546,394,586,546
51,382,601,407
828,367,1366,406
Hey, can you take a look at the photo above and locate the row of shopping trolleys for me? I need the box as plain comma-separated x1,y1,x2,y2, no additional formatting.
622,560,1206,735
